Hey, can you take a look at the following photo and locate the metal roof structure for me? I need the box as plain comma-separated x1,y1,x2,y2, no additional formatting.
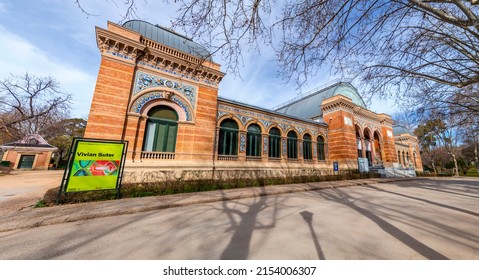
273,81,367,120
122,20,211,60
218,97,327,126
1,134,57,151
393,125,414,136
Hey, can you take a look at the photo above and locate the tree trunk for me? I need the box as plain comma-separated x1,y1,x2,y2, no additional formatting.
452,154,459,177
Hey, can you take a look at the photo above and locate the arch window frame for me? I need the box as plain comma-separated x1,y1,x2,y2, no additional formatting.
246,124,262,157
303,134,313,160
218,119,239,156
317,136,326,161
287,131,298,159
268,127,281,158
143,105,179,153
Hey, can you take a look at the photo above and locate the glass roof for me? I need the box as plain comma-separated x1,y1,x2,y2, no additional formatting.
122,20,211,60
275,82,367,120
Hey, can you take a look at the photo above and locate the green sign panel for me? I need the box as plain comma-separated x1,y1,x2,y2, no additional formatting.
65,140,126,192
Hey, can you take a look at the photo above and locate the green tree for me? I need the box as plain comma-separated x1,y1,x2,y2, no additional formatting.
42,118,87,168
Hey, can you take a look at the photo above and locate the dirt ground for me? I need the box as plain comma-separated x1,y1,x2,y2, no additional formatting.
0,170,63,215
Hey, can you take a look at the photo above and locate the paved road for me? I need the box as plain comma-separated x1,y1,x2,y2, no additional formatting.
0,178,477,259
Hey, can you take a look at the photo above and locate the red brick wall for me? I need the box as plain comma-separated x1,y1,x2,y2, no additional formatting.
84,58,135,140
323,110,357,162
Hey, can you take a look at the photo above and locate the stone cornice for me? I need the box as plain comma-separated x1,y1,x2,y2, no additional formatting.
95,23,225,87
321,96,355,114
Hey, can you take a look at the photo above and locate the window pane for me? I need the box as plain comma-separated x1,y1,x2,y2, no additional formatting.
165,124,177,152
155,123,168,151
143,122,157,151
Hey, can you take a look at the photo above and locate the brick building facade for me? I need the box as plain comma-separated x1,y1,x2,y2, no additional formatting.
84,20,423,180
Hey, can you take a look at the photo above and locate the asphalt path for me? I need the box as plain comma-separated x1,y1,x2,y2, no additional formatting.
0,178,477,259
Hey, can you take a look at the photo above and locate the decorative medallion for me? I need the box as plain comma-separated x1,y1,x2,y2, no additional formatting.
344,116,353,126
217,111,229,119
260,119,271,129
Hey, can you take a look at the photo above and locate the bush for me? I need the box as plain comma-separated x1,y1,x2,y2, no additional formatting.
44,169,381,206
0,161,13,174
466,167,479,177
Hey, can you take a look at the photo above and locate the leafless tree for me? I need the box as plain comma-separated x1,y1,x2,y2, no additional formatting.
0,73,71,143
76,1,479,117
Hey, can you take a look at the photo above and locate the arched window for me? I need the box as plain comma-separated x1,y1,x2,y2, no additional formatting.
218,119,238,155
317,136,325,160
402,151,406,166
269,127,281,158
246,124,262,157
398,150,401,163
143,105,178,152
413,152,417,167
287,131,298,159
406,152,410,164
303,134,312,160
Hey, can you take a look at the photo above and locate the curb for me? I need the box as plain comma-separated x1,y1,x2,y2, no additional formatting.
0,177,420,233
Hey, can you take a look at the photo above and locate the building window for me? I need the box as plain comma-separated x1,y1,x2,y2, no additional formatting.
402,151,406,165
406,152,410,164
246,124,262,157
218,119,238,155
398,150,401,163
269,127,281,158
317,136,325,160
143,105,178,152
303,134,312,160
287,131,298,159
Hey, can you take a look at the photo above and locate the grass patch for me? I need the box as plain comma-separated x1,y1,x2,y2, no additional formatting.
34,200,47,208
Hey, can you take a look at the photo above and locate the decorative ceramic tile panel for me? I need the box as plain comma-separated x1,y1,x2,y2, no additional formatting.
134,71,197,107
263,136,268,154
240,134,246,152
131,91,193,121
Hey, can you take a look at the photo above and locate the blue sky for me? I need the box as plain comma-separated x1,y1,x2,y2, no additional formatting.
0,0,396,119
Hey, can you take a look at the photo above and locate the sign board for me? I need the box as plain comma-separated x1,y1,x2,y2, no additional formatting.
333,161,339,173
358,157,369,173
62,139,127,193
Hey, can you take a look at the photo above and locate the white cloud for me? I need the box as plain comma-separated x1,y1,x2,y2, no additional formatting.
0,25,96,118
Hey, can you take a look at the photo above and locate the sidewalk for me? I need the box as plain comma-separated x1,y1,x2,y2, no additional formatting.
0,177,420,233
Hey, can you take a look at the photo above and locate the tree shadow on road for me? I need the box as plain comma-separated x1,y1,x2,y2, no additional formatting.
314,188,449,260
219,188,279,259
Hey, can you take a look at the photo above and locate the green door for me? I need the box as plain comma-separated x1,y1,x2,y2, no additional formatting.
18,155,35,169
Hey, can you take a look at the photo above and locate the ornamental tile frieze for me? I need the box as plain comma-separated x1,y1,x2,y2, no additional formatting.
130,91,193,121
138,61,219,87
134,71,197,107
218,104,326,139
